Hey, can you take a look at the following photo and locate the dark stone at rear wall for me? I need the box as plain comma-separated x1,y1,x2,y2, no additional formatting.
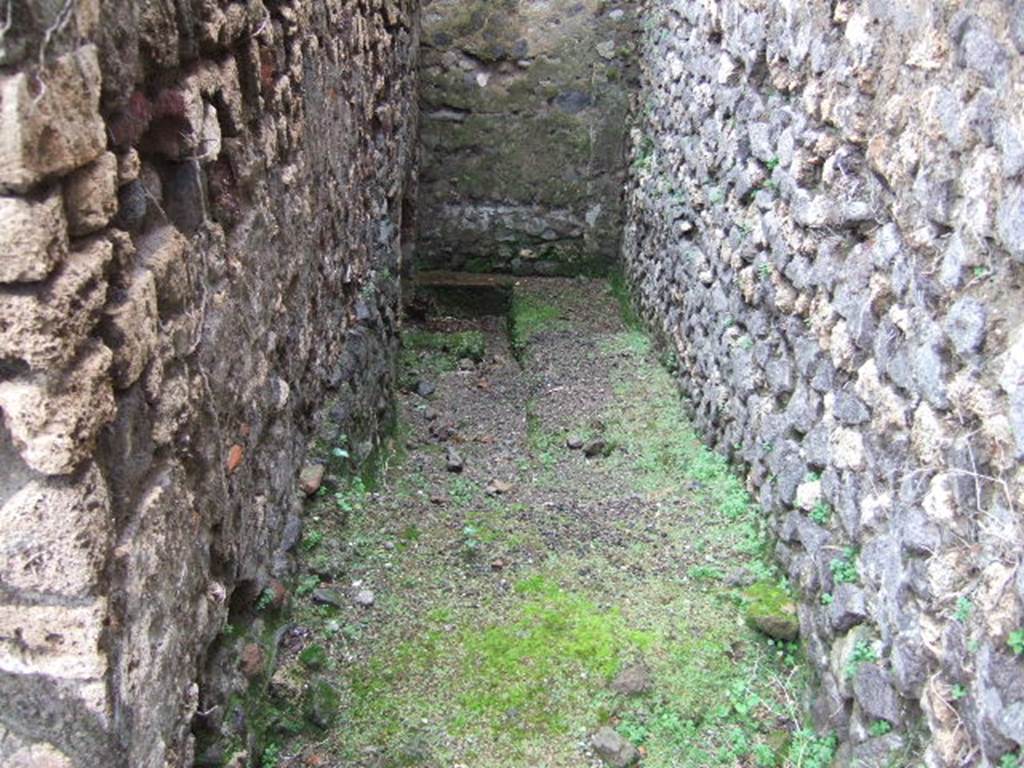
854,665,902,725
416,0,639,275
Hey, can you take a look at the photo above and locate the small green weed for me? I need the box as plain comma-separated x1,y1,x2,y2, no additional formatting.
845,640,878,678
600,329,651,356
255,588,276,613
399,329,486,389
299,644,328,670
301,529,325,551
766,638,800,667
810,501,830,525
295,574,320,597
461,524,481,558
1000,753,1022,768
334,477,366,514
687,564,724,582
633,134,655,173
951,683,967,700
868,720,892,737
820,592,834,606
448,476,476,507
261,743,281,768
399,524,421,543
788,729,838,768
954,596,972,623
1008,628,1024,655
618,706,695,748
525,408,564,470
829,548,859,585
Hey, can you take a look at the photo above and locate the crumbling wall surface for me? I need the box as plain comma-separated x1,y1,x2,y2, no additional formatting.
0,1,419,765
416,0,638,275
624,1,1024,765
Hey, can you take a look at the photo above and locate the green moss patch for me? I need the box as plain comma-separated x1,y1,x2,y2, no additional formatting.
403,329,486,362
744,582,800,642
453,575,653,734
509,294,561,356
400,329,486,388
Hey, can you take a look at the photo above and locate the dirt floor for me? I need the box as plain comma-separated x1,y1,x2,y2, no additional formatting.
236,277,838,768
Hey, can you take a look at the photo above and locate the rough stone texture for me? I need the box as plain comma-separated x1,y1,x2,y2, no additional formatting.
416,0,638,275
0,44,106,192
623,1,1024,765
64,152,119,236
591,726,640,767
0,189,69,283
0,1,420,766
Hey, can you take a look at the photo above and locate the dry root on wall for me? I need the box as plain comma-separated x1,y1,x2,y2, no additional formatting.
624,1,1024,766
0,0,420,766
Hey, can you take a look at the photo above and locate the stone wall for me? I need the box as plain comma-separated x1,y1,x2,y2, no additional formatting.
416,0,638,275
623,1,1024,765
0,1,419,766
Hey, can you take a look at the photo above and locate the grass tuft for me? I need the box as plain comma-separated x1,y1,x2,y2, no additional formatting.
509,294,561,357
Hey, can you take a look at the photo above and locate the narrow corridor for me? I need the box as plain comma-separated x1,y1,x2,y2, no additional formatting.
234,277,832,768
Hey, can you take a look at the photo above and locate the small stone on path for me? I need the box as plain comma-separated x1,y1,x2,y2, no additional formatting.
446,446,464,473
311,588,345,608
583,437,612,458
239,643,265,679
725,567,755,587
354,589,375,608
299,463,325,495
566,435,585,449
485,478,513,496
415,380,436,398
611,664,651,696
591,726,640,767
430,421,456,442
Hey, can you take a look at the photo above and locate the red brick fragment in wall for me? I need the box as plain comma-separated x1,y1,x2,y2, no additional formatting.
226,443,244,473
